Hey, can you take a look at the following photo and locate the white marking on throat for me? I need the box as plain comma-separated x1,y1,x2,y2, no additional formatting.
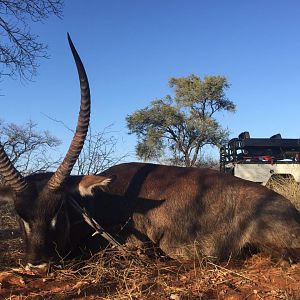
51,215,58,229
22,219,31,235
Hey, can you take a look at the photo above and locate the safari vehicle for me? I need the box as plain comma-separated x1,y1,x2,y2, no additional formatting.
220,131,300,185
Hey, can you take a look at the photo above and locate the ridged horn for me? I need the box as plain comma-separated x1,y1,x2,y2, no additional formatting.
0,144,28,193
47,34,91,191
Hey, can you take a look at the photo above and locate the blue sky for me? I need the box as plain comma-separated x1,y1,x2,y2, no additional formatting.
1,1,300,161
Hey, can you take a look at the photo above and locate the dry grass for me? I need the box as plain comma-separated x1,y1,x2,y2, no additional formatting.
55,248,181,299
49,249,299,299
0,198,23,271
0,199,19,230
267,176,300,211
1,248,299,299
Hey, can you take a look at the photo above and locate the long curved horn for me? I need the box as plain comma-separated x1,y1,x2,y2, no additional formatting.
47,34,91,191
0,144,28,193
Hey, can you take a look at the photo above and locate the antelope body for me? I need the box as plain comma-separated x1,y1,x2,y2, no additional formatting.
0,36,300,270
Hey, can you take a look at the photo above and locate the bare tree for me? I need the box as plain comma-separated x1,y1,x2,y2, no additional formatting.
74,126,128,175
0,0,64,81
43,114,128,175
0,119,61,180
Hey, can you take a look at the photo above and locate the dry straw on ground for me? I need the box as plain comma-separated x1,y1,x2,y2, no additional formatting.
49,247,300,299
266,175,300,211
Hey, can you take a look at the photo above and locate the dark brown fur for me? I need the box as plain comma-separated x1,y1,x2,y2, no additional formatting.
95,162,300,262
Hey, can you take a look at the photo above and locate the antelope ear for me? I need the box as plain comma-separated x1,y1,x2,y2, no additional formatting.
78,175,112,197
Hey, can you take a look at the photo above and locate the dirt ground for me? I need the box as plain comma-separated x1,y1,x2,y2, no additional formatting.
1,199,300,299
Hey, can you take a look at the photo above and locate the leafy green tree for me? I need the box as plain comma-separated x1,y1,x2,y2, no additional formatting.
126,74,236,167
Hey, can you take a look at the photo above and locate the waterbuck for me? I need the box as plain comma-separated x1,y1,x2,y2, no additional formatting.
0,36,300,272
